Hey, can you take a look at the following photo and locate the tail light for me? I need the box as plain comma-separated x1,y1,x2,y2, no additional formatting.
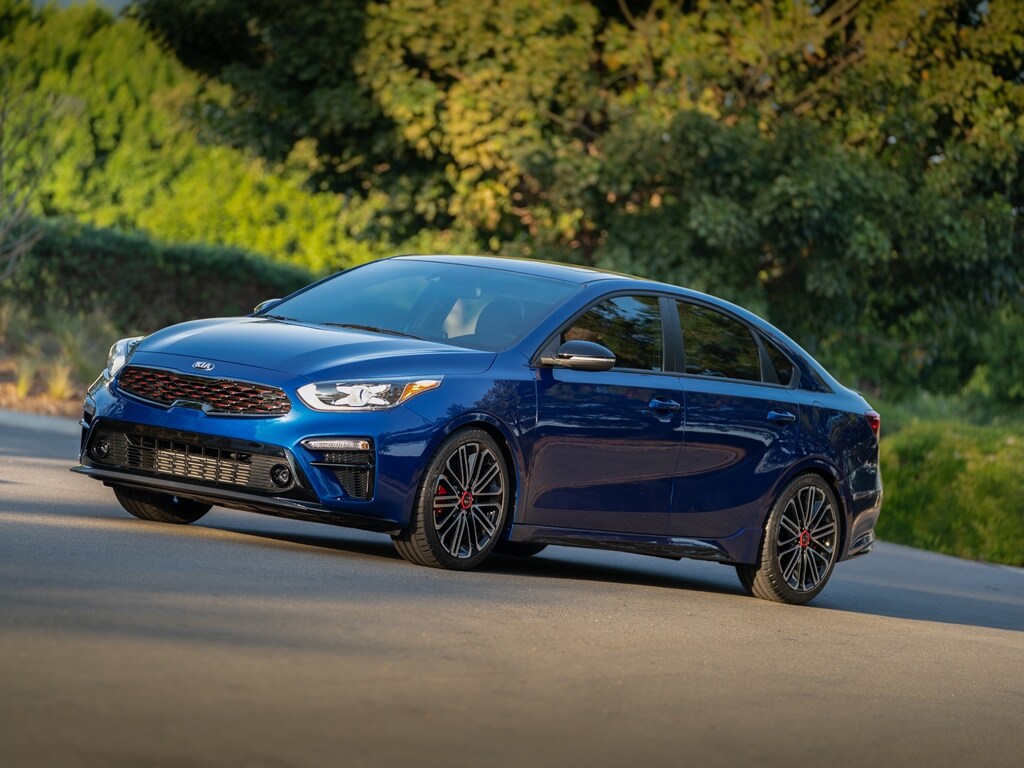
865,410,881,439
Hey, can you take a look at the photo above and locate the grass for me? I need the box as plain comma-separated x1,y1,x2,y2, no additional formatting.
875,411,1023,567
0,302,115,416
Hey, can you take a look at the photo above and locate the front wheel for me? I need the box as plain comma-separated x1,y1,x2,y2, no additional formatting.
113,486,211,524
393,429,510,570
736,474,841,605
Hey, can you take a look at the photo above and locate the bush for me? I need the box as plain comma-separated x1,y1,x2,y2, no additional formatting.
878,421,1024,567
5,219,313,335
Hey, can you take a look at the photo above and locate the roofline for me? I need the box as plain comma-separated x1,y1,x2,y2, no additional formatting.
390,253,636,286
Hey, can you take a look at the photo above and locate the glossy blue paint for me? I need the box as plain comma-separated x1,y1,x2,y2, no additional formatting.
74,255,882,576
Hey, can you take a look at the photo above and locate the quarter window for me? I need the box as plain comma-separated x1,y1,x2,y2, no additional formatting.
677,303,761,382
764,338,795,386
562,295,664,371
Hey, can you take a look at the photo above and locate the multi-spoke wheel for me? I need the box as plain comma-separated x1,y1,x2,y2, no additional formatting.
736,474,840,605
392,428,510,570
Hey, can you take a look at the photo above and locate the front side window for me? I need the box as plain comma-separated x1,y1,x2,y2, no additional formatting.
677,302,761,382
562,295,664,371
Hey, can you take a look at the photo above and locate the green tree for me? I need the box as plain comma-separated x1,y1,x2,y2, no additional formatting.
0,0,385,271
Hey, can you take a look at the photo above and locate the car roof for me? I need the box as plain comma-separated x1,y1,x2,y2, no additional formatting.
392,254,633,286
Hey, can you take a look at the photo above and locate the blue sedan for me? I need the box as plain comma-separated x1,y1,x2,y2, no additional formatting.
73,255,882,604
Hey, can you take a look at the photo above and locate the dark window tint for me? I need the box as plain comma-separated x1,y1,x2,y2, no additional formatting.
562,295,663,371
764,338,795,386
677,303,760,382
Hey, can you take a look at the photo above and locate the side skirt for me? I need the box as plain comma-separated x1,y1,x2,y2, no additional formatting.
508,524,734,563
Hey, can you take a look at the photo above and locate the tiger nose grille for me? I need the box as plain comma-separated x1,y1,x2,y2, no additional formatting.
117,366,291,415
90,430,285,492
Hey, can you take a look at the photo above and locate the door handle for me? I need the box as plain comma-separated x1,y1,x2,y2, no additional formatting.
648,398,681,413
767,410,796,425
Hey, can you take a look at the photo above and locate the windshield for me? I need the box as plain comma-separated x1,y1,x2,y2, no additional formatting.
264,258,580,351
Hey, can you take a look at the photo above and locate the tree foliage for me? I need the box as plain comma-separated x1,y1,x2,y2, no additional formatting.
4,0,1022,396
0,60,55,281
0,0,392,271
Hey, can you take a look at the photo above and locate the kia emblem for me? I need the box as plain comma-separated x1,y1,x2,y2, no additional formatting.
192,361,215,371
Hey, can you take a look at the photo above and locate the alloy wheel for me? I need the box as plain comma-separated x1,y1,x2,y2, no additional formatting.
776,484,837,593
431,441,504,559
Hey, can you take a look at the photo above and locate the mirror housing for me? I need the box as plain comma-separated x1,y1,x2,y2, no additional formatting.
540,340,616,372
253,298,282,314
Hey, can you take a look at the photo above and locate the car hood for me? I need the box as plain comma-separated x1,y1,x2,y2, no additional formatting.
136,317,497,380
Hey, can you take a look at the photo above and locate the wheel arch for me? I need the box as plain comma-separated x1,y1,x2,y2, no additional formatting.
434,413,523,538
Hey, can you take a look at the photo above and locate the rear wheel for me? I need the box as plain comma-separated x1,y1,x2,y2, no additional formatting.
393,429,510,570
736,474,840,605
113,486,211,525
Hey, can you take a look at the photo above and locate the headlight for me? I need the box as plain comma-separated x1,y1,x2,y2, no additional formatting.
296,378,442,411
105,336,145,378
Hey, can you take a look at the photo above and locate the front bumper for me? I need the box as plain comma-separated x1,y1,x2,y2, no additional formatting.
77,361,439,531
71,464,401,532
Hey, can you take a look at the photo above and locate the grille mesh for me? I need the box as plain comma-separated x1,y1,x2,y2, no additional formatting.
118,366,291,415
331,466,373,499
310,449,375,500
93,431,284,492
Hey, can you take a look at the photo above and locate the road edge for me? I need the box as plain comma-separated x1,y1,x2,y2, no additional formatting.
0,408,80,437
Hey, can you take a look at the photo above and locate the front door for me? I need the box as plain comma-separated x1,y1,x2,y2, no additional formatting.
526,295,681,534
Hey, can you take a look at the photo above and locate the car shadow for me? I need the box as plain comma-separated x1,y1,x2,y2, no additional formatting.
208,522,1023,632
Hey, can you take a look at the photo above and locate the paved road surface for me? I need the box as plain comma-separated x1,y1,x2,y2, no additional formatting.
1,411,1021,767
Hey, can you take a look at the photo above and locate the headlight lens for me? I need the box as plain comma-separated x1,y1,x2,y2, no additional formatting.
296,378,442,411
105,336,145,378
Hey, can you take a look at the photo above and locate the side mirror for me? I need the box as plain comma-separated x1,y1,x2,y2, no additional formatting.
540,340,616,372
253,298,282,314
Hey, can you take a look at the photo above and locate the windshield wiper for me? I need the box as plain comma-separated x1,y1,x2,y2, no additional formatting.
321,322,422,340
261,313,299,322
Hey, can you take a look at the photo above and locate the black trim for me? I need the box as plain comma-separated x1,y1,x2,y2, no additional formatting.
660,296,685,374
70,465,401,534
82,419,318,502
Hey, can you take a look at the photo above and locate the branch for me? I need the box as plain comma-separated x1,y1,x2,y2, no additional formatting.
0,224,42,282
784,45,866,113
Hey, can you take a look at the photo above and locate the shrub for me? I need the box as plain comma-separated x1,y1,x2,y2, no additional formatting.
4,219,313,335
878,422,1024,566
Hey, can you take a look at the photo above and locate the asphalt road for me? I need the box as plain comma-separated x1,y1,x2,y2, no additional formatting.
1,411,1022,768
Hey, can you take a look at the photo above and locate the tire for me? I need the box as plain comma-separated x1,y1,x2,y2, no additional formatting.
113,486,211,525
494,541,547,558
736,473,841,605
393,428,510,570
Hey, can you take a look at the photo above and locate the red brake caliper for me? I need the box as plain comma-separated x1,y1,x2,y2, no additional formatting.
434,484,447,517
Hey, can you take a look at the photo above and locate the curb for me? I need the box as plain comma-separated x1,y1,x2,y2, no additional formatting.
0,408,81,437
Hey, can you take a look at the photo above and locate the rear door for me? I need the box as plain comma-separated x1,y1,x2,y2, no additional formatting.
670,301,799,539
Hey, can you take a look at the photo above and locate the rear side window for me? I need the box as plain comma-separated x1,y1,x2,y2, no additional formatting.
677,302,761,382
562,295,664,371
